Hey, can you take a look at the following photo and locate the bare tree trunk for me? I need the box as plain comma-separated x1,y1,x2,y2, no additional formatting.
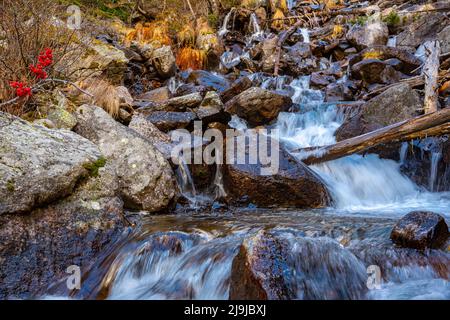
293,107,450,165
423,40,441,113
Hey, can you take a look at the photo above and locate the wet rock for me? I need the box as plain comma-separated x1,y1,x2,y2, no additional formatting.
224,87,292,127
310,71,335,88
229,230,294,300
346,21,388,50
185,70,230,92
224,136,331,208
196,91,229,125
351,59,404,85
0,112,102,215
336,83,421,141
391,211,449,250
325,81,357,102
138,87,170,103
146,111,197,133
75,105,176,212
151,46,176,79
357,46,422,74
174,84,207,98
0,194,125,299
220,76,253,103
397,13,447,49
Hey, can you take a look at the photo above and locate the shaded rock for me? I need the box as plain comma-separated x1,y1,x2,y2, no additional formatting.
151,46,176,79
72,40,129,84
224,87,292,127
174,83,207,98
391,211,449,250
397,13,447,49
310,71,335,88
229,230,294,300
166,92,203,111
0,195,125,299
0,154,127,298
146,111,197,133
325,81,357,102
138,87,170,103
195,91,230,125
438,25,450,54
336,83,421,141
75,105,176,212
128,114,173,159
47,107,78,130
185,70,230,92
346,21,388,50
351,59,403,85
357,46,422,74
0,112,102,215
220,76,253,103
223,136,331,208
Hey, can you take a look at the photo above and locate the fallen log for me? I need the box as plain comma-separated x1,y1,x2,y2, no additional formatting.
291,107,450,165
423,40,441,113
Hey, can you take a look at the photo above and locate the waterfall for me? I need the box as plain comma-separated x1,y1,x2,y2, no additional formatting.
249,13,263,39
213,164,227,200
175,158,200,208
387,36,397,47
299,28,310,43
218,8,235,37
399,142,408,165
429,152,442,192
275,77,450,215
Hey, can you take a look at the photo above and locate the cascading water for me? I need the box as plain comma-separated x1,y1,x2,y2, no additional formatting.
218,8,235,37
276,76,450,216
249,13,263,39
299,28,310,43
429,152,442,192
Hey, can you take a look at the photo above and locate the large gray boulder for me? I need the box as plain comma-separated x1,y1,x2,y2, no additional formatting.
336,83,422,141
74,105,176,212
224,87,292,127
0,112,102,215
397,13,448,49
0,165,126,298
346,21,388,50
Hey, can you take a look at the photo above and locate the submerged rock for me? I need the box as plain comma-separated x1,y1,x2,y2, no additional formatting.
0,112,102,215
224,87,292,127
75,105,176,212
391,211,449,250
229,230,294,300
223,136,331,208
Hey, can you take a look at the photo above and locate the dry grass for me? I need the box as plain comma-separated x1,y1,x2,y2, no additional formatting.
176,47,207,70
363,50,383,60
75,78,129,118
177,24,196,47
271,9,286,31
0,0,85,115
125,22,172,46
331,24,344,38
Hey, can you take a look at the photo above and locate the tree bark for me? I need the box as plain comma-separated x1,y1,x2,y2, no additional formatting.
423,40,441,113
292,107,450,165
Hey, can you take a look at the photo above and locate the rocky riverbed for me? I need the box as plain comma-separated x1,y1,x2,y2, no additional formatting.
0,0,449,299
